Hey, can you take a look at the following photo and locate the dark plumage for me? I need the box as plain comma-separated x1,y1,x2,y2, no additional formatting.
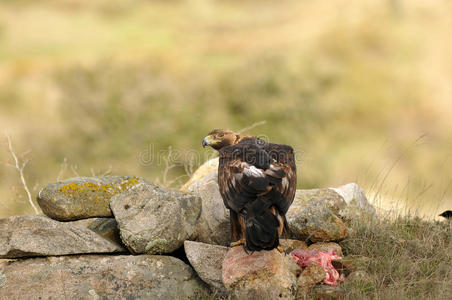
202,129,297,251
439,210,452,219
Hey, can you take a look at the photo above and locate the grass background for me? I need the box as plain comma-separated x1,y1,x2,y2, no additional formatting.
1,0,452,218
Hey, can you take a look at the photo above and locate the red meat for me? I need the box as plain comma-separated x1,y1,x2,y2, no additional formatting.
290,249,345,286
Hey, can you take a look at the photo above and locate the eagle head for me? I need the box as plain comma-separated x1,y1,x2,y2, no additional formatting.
202,129,239,150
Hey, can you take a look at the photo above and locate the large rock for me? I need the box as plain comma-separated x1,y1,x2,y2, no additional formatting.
287,188,348,242
222,247,298,299
110,183,201,254
181,158,231,245
287,184,375,242
330,183,376,219
37,176,147,221
193,178,231,245
289,188,347,216
0,255,207,299
287,200,347,243
0,215,125,258
183,239,306,293
184,241,228,292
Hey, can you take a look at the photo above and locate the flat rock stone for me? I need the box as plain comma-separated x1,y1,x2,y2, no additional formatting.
222,247,298,299
110,183,201,254
0,215,125,258
37,176,147,221
184,240,228,292
0,255,207,299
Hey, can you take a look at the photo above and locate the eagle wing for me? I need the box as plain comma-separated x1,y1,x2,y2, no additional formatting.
217,138,297,246
262,142,297,214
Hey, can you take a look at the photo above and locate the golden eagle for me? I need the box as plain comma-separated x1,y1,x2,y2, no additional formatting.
202,129,297,251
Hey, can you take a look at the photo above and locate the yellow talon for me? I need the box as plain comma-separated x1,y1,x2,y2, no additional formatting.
277,246,284,253
229,239,246,247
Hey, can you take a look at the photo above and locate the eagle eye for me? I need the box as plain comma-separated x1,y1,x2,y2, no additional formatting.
218,133,224,138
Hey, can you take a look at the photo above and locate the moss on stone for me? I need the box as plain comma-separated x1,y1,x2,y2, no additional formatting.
145,239,169,254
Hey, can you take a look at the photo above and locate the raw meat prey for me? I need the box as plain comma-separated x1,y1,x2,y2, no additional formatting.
290,249,345,286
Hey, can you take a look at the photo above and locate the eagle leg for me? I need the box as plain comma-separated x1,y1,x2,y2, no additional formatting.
229,239,246,247
277,245,284,253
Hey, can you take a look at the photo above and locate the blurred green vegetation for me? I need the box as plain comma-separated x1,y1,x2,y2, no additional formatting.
1,0,452,217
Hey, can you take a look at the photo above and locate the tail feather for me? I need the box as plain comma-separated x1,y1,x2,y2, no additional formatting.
244,199,280,251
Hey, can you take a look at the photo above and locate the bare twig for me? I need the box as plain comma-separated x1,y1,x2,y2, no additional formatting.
238,120,267,134
89,165,113,177
3,133,39,214
101,165,112,176
70,164,80,177
57,157,68,181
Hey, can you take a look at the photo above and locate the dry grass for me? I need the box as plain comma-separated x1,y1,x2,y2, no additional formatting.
340,214,452,299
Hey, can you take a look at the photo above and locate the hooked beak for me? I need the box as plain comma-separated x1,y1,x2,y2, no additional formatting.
202,135,213,148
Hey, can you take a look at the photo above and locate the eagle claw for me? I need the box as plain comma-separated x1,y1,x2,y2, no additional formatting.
229,240,246,247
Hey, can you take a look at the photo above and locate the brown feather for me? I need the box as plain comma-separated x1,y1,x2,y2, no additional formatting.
203,129,297,251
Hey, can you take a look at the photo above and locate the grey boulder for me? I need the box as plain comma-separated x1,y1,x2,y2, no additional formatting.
110,183,201,254
37,176,147,221
0,215,125,258
192,177,231,245
222,246,298,299
0,255,207,299
330,183,376,219
287,188,348,242
184,240,228,292
181,158,231,246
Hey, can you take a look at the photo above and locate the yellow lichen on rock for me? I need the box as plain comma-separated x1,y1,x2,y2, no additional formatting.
37,176,145,221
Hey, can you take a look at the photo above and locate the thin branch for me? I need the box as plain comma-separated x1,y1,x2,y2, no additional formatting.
57,157,68,181
238,120,267,134
70,165,80,177
4,133,39,214
101,165,112,176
